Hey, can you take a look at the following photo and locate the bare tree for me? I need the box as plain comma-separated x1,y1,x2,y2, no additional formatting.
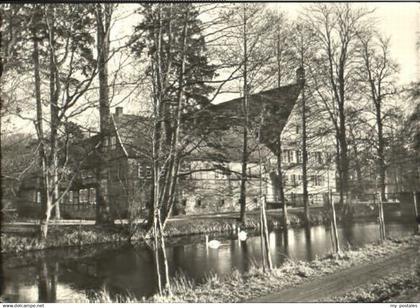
304,3,373,214
217,3,275,223
356,30,399,200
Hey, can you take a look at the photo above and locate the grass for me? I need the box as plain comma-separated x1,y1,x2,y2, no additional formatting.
1,225,127,254
1,209,328,254
324,271,420,302
89,235,420,303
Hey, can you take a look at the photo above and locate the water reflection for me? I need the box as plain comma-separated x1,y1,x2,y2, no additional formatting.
1,218,416,303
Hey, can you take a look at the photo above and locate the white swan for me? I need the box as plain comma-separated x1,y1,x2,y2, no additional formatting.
238,230,247,241
205,235,222,249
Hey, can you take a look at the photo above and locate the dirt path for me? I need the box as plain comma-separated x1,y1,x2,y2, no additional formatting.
247,247,419,302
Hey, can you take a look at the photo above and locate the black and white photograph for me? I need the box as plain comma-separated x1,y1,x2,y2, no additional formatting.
1,1,419,304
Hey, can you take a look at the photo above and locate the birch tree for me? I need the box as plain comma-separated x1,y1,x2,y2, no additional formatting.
1,4,98,238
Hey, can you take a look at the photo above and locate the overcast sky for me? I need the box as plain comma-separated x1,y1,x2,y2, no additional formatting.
110,2,419,110
274,2,419,85
4,2,419,135
115,2,419,86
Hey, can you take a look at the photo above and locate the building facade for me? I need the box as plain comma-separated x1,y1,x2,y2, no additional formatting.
17,74,337,218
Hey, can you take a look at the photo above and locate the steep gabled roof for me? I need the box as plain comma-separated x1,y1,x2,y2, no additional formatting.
111,113,153,160
194,83,302,156
209,83,300,119
110,82,302,163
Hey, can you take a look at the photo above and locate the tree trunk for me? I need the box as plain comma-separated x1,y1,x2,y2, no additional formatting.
301,75,309,226
239,6,249,224
338,106,349,214
330,190,340,253
40,197,52,240
162,6,189,226
348,127,363,196
377,192,386,241
32,31,49,237
47,13,60,220
376,100,386,201
158,211,171,295
277,139,288,227
262,196,273,270
95,4,113,225
276,36,287,228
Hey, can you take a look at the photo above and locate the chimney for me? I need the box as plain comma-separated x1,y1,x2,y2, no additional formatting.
296,66,305,85
115,107,123,117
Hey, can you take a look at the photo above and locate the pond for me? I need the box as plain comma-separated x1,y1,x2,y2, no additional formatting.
1,215,417,302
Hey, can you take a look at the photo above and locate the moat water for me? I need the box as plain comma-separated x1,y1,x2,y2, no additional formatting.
1,213,418,302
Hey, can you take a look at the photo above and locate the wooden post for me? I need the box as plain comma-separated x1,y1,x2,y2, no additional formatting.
330,191,340,253
375,193,382,241
413,192,419,234
380,194,386,240
262,195,273,270
328,191,336,251
377,192,386,241
259,210,266,272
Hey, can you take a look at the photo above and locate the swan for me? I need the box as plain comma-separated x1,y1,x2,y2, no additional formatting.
205,235,222,249
238,230,247,241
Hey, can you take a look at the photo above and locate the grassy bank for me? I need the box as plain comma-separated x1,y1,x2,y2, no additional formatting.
1,225,127,254
90,235,420,303
1,209,328,254
324,268,420,302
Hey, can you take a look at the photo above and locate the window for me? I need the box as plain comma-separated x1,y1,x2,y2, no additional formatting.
296,125,300,134
110,136,117,150
79,189,88,203
180,161,191,174
316,152,323,164
137,163,143,178
282,153,288,163
69,191,73,204
36,191,41,204
287,150,294,163
314,176,323,186
103,138,108,148
89,188,96,204
74,191,79,204
118,163,124,180
145,166,152,179
291,174,297,186
296,151,301,163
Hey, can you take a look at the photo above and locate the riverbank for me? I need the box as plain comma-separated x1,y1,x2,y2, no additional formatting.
1,208,328,254
90,234,420,303
324,271,420,302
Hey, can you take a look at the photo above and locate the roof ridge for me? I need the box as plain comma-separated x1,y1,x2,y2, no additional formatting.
210,83,300,108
